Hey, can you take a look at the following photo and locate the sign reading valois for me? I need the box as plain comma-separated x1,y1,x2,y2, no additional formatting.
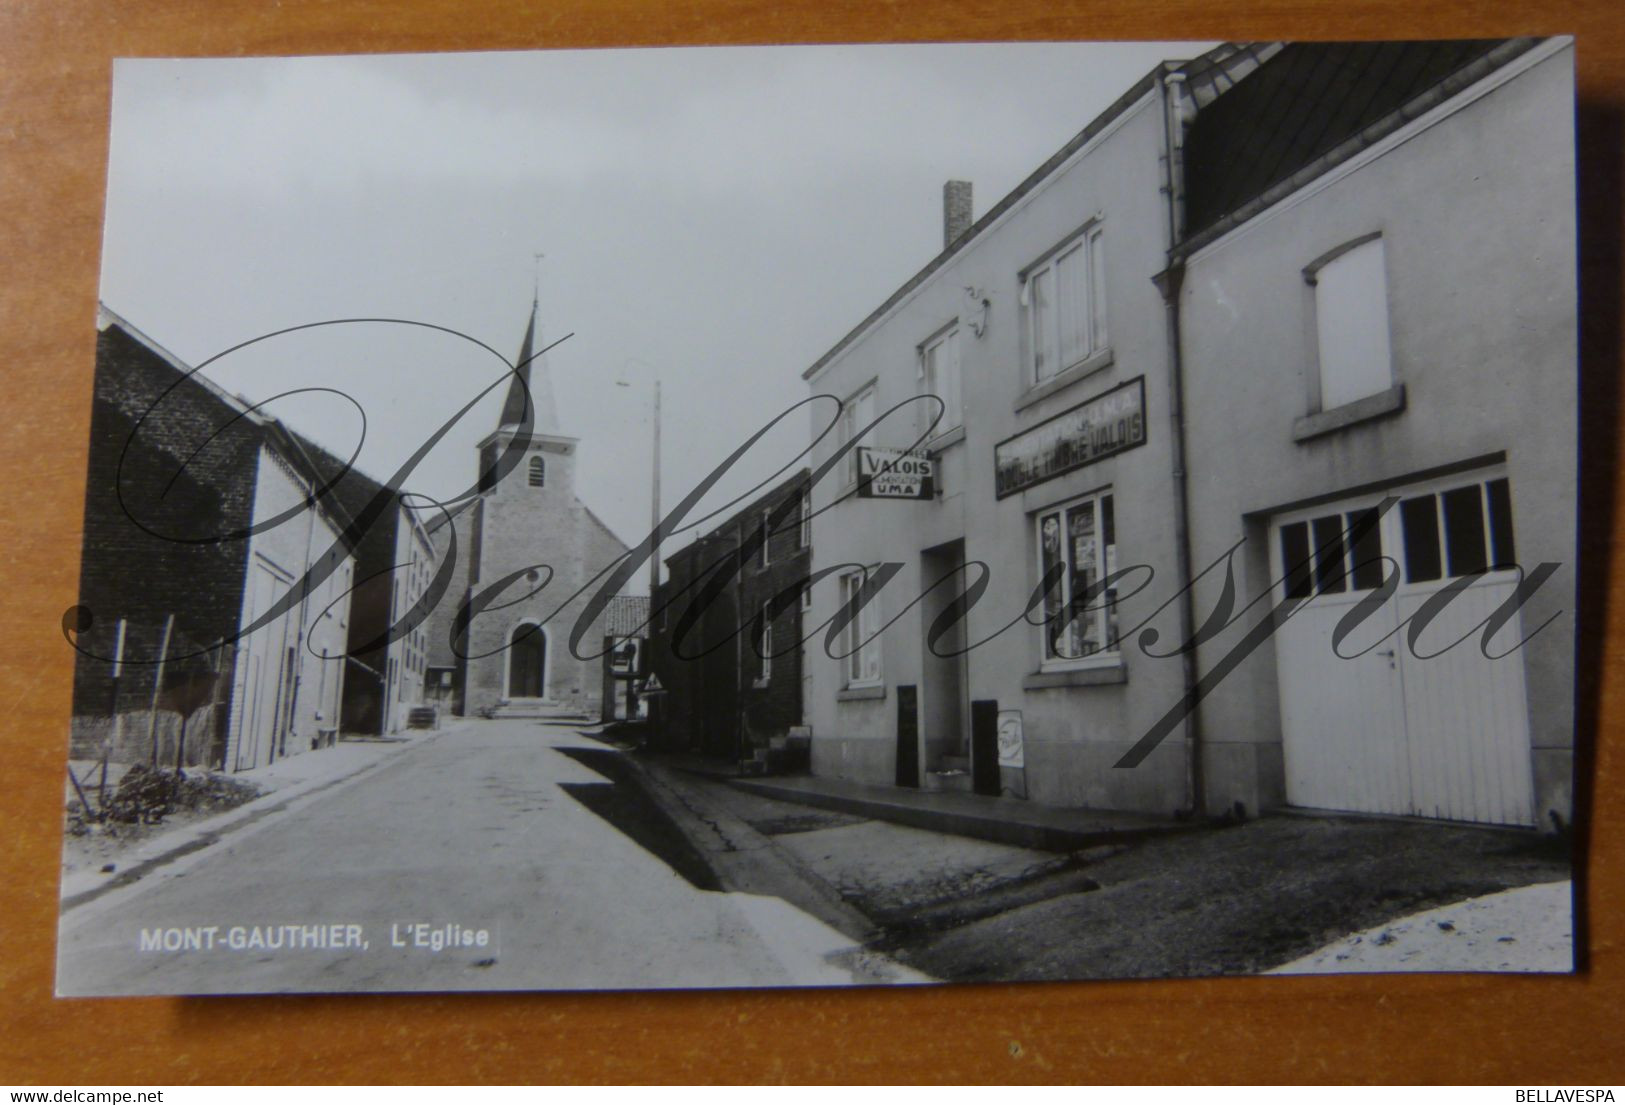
856,446,936,500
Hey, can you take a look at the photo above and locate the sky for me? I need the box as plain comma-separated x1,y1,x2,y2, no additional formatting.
99,42,1211,588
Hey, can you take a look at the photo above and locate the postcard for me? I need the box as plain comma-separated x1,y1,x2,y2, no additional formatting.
57,37,1579,995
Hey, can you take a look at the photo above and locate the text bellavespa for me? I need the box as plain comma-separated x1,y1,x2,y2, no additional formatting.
71,320,1564,771
137,922,490,953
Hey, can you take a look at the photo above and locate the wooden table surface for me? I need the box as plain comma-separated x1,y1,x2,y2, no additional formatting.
1,0,1621,1085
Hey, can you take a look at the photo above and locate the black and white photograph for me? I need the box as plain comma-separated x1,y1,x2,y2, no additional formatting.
56,36,1580,996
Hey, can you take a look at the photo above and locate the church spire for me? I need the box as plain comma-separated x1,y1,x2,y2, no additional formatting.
499,294,562,436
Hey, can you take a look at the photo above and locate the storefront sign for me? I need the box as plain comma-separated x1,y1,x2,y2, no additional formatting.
994,377,1146,498
856,446,936,500
996,710,1025,769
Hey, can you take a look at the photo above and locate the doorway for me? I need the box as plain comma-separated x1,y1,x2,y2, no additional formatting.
508,622,548,699
1269,469,1534,825
920,540,970,773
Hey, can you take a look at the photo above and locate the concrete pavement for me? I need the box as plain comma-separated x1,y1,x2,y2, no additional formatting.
56,719,926,995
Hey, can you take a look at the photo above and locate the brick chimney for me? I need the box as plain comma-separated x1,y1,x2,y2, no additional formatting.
943,180,973,249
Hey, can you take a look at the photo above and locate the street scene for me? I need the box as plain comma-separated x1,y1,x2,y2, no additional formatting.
59,720,925,994
60,37,1580,994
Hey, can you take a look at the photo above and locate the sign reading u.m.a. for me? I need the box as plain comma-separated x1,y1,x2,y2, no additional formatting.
857,446,936,500
994,376,1146,498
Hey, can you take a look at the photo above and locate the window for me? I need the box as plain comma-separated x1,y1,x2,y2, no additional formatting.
1278,476,1515,599
1036,490,1118,665
1024,224,1106,384
798,492,811,549
840,383,876,485
1399,477,1517,583
800,580,813,613
756,603,772,685
1280,509,1388,599
528,455,545,487
839,569,882,687
1309,235,1393,410
919,324,962,437
758,508,772,569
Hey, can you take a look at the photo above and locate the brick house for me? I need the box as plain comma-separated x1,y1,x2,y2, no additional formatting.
650,469,812,761
72,307,358,772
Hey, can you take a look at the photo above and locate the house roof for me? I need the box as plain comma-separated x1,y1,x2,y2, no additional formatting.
604,594,651,637
662,467,811,572
1182,39,1523,239
796,41,1293,385
798,59,1181,383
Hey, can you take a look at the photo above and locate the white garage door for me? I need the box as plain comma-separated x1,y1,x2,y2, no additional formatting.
1269,469,1535,826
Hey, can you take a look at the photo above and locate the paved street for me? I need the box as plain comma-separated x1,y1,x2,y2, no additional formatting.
56,720,919,995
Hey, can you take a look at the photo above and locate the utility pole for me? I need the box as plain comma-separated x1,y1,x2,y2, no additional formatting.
649,377,662,603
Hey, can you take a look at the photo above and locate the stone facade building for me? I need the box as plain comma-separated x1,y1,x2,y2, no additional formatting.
423,302,630,719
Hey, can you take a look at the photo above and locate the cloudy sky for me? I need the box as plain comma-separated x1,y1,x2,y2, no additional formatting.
99,42,1209,585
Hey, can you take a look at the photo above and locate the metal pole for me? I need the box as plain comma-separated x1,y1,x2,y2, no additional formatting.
147,614,175,768
649,377,662,602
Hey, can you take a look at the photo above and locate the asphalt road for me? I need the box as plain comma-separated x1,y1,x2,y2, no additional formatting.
56,720,905,995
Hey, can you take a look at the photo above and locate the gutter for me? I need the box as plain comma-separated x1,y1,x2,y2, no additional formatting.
1156,68,1205,819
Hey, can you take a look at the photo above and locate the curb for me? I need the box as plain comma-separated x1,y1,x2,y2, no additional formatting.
727,776,1196,853
59,722,468,916
620,753,880,945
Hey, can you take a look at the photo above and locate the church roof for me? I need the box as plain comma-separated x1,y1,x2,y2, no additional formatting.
498,298,563,436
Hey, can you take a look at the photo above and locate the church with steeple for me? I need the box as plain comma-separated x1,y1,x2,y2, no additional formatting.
423,300,630,719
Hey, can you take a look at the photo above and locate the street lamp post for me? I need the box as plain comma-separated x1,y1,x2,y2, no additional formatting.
618,364,661,731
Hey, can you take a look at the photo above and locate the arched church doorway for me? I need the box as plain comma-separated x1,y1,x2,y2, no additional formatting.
508,622,547,699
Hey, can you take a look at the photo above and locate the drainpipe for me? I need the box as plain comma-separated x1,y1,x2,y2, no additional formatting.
1158,68,1205,819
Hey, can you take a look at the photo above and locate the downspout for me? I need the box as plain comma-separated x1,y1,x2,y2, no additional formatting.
1157,68,1205,819
284,458,321,759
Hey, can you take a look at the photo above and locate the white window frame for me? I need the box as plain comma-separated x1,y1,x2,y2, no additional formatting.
758,507,772,569
1021,222,1107,386
1034,488,1120,671
798,492,811,549
839,569,883,688
840,382,877,487
1305,233,1393,412
755,602,773,686
917,322,962,439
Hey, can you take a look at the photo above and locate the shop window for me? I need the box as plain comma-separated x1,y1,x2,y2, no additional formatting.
1308,235,1393,411
1036,490,1119,666
1023,223,1107,385
918,323,962,437
840,569,882,687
